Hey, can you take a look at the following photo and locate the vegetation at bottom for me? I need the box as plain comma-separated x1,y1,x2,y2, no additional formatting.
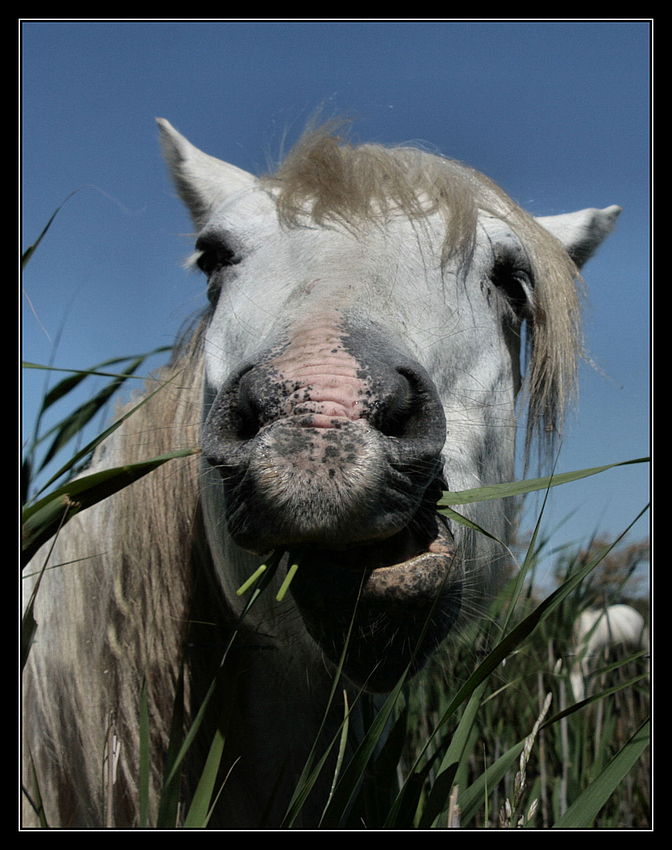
21,347,651,827
396,529,650,829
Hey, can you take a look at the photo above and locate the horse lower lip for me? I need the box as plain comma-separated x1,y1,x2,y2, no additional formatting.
362,523,456,599
295,514,455,585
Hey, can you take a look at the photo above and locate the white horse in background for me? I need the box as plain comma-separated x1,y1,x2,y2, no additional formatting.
570,604,650,701
22,116,621,828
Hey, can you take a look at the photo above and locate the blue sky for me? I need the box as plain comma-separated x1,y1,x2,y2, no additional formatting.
21,20,651,590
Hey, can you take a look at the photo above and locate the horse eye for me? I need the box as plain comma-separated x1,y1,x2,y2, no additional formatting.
195,239,240,276
491,257,533,318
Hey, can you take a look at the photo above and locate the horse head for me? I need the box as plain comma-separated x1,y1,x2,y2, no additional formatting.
158,118,620,693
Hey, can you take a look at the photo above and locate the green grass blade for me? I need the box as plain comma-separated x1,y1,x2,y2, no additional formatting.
438,458,649,507
320,553,464,829
21,508,72,669
318,671,410,828
22,369,197,565
182,723,227,828
157,558,283,824
23,750,49,827
21,602,38,671
438,457,648,561
24,351,170,442
21,189,82,269
325,693,351,812
552,719,650,828
25,362,183,502
280,646,361,825
21,446,198,565
155,666,187,828
542,670,649,731
438,504,506,543
22,351,172,492
418,679,489,828
36,356,148,473
23,351,172,403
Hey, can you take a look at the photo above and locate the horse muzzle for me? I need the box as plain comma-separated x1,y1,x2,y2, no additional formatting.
202,317,447,552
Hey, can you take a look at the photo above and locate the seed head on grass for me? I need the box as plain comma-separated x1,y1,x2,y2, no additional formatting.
499,692,552,827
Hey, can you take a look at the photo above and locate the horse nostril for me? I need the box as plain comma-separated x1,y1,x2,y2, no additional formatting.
235,379,265,440
376,370,413,438
203,362,265,452
376,367,443,442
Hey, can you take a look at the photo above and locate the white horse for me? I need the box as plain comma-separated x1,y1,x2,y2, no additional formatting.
22,117,620,828
570,604,650,701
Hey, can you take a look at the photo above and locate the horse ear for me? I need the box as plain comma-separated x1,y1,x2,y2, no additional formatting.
156,118,256,229
535,205,622,268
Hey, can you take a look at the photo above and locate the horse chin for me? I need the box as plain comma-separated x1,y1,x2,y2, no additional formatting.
288,514,460,693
